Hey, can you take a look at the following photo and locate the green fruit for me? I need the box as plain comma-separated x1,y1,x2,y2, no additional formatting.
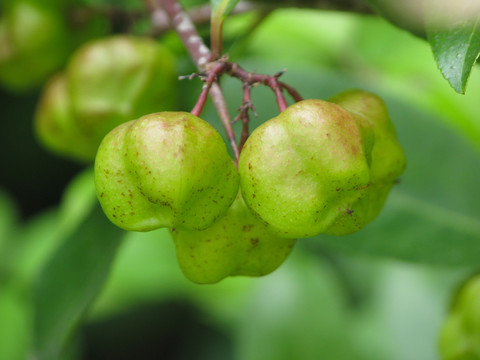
326,89,406,234
95,112,239,232
239,98,371,238
34,74,98,161
0,1,70,91
172,192,295,284
439,275,480,360
34,35,177,162
67,35,177,147
239,90,405,238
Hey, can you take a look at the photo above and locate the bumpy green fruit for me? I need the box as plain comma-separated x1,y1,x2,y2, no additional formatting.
67,35,176,147
171,192,295,284
439,275,480,360
239,98,371,238
95,112,239,232
34,35,177,161
239,90,405,238
326,89,406,234
0,1,70,91
34,74,98,161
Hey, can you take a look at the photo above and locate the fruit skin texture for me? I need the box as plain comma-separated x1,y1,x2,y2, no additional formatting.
239,90,405,238
171,191,295,284
95,112,239,232
439,275,480,360
0,0,70,91
34,35,177,162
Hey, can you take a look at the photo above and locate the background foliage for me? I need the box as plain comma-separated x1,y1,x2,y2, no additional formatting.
0,0,479,359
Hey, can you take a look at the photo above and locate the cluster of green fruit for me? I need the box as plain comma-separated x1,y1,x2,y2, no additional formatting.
2,0,406,285
34,35,176,161
95,90,406,284
440,275,480,360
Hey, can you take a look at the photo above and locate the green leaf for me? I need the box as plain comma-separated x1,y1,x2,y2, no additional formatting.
234,248,368,360
33,204,125,360
363,0,480,93
425,4,480,94
0,189,18,257
3,168,97,286
0,286,30,360
210,0,240,19
56,167,97,236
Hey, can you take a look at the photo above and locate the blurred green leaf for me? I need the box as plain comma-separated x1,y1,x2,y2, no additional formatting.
343,260,466,360
0,189,18,257
362,0,480,93
56,168,97,236
234,249,352,360
91,228,254,326
425,3,480,93
0,170,97,360
0,285,30,360
346,15,480,148
3,168,97,286
373,265,458,360
33,204,124,360
90,229,188,318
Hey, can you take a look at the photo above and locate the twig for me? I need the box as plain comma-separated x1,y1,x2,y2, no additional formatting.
190,60,226,116
225,63,290,112
280,81,304,102
236,83,256,152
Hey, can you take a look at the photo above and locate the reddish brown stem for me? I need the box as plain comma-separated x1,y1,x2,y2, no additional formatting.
190,60,228,116
236,83,255,152
226,63,289,112
190,84,211,117
268,77,287,112
280,81,304,102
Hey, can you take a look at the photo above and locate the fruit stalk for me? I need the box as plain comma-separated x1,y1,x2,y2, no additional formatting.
236,82,255,152
280,81,304,102
190,60,227,116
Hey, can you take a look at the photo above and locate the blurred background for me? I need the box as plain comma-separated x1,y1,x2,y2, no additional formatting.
1,0,479,359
